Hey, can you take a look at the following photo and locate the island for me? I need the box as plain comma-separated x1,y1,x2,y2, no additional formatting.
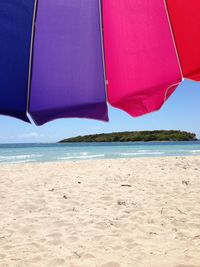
59,130,197,143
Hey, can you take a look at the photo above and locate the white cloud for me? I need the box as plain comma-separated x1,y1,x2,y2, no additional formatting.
0,132,58,143
91,127,102,131
18,132,45,140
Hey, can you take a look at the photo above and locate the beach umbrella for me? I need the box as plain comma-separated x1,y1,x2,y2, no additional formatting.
0,0,199,125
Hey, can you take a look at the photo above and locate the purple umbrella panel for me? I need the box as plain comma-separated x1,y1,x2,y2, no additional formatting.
29,0,108,125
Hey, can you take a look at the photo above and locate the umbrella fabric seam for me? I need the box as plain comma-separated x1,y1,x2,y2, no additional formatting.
163,0,184,80
99,0,109,107
27,0,38,120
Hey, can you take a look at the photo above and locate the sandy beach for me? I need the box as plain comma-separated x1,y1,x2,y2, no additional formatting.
0,156,200,267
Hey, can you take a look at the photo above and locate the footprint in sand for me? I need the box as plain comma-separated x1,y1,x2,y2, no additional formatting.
53,220,66,227
48,258,65,265
47,233,63,239
101,262,121,267
92,235,103,241
100,196,114,202
82,253,95,259
96,222,108,230
112,245,122,251
39,238,46,243
47,239,63,246
0,254,6,260
29,256,42,263
69,235,79,242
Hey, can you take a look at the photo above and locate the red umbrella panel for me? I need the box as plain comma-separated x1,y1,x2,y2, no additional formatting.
166,0,200,81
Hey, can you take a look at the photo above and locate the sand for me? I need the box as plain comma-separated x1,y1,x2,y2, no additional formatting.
0,156,200,267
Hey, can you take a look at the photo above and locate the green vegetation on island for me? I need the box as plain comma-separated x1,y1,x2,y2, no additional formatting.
59,130,197,143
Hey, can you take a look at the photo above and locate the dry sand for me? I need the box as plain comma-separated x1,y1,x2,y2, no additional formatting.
0,156,200,267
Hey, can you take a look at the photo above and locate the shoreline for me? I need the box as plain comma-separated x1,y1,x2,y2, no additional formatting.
0,156,200,266
1,154,200,165
59,140,199,143
1,140,199,146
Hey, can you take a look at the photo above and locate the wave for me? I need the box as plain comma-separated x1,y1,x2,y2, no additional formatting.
64,152,89,156
120,151,165,156
11,159,37,164
190,150,200,153
0,154,43,161
58,154,105,160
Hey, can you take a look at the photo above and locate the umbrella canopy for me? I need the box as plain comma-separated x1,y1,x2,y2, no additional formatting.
0,0,199,125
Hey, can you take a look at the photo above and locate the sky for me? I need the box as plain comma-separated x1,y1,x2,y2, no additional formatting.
0,79,199,143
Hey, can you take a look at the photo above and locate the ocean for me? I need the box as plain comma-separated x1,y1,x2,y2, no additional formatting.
0,141,200,164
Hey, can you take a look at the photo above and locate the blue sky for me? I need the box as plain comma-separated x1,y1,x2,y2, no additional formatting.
0,79,199,143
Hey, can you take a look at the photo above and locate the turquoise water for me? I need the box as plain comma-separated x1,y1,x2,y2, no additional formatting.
0,141,200,164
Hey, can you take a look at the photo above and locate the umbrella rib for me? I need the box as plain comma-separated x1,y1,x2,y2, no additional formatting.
164,0,183,79
99,0,109,105
27,0,38,116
